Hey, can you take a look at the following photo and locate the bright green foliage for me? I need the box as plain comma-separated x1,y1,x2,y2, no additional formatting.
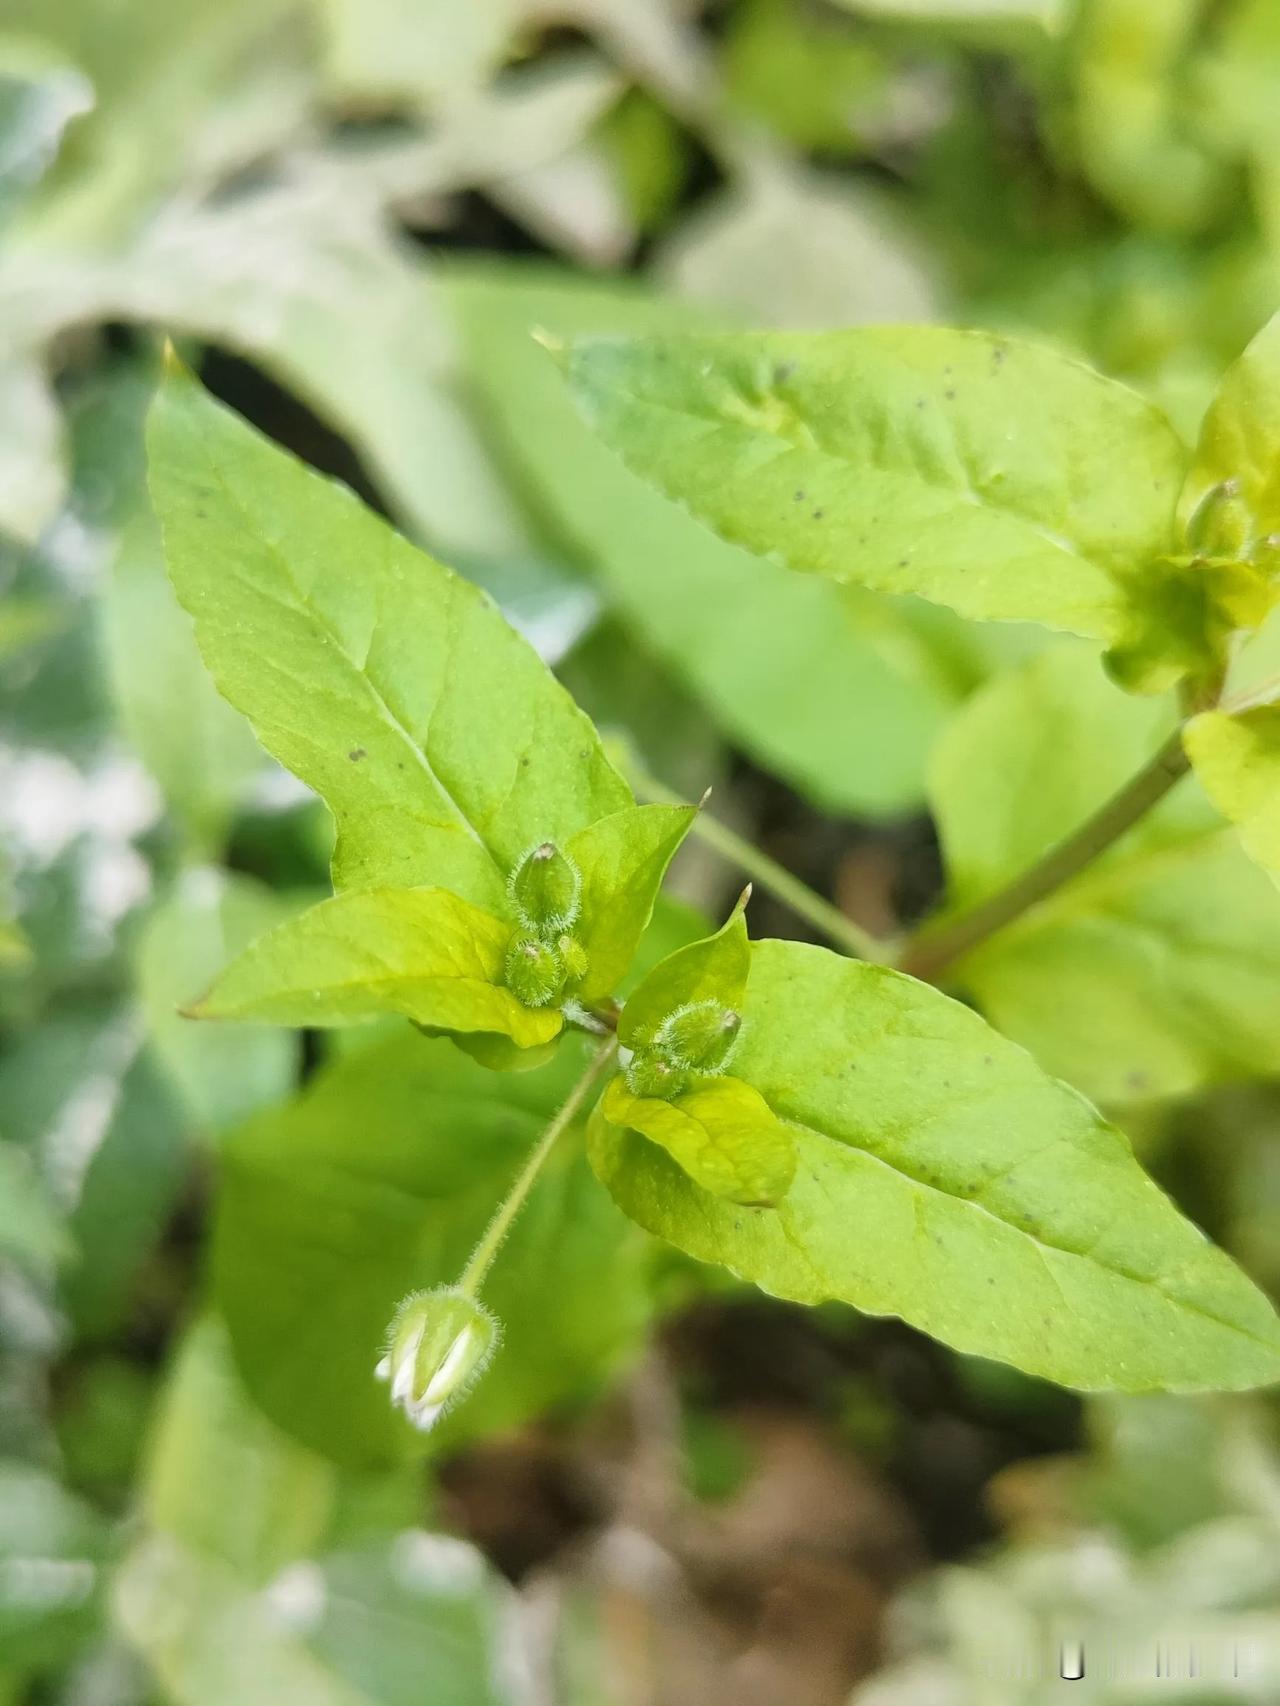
213,1032,654,1465
1178,309,1280,600
1185,705,1280,887
605,900,794,1204
564,326,1216,690
592,938,1280,1393
147,363,632,905
930,646,1280,1102
619,896,750,1053
448,267,983,819
192,887,563,1050
564,804,697,1002
600,1075,795,1207
147,365,693,1061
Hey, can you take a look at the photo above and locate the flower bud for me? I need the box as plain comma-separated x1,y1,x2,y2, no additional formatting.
654,999,742,1073
557,932,589,985
504,933,566,1007
624,1051,691,1101
375,1287,499,1432
509,841,582,933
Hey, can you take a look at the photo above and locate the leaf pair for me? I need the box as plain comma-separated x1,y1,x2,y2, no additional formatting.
147,361,693,1065
560,312,1280,694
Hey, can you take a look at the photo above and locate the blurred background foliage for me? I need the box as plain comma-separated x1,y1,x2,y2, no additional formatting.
2,1,1280,1701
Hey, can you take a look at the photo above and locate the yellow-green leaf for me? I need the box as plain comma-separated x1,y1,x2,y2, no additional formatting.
1184,705,1280,887
193,887,561,1052
600,1073,795,1206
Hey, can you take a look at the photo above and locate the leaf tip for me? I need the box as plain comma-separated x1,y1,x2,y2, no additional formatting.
531,326,567,363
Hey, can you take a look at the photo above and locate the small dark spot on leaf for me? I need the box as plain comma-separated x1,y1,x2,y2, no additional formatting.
944,389,957,402
774,361,797,383
348,748,367,762
793,489,807,502
986,1276,996,1285
812,508,825,520
897,558,909,568
915,397,926,409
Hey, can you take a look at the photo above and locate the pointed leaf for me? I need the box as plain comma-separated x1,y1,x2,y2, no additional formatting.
600,1074,795,1206
566,802,697,1002
593,939,1280,1393
146,364,630,907
618,895,750,1050
193,887,561,1052
564,327,1200,680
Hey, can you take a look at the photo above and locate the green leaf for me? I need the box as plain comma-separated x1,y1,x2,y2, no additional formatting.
618,895,750,1050
0,1461,109,1672
0,1002,193,1337
563,326,1202,683
146,363,631,906
1184,705,1280,887
193,887,561,1052
592,938,1280,1393
930,645,1280,1103
566,802,697,1003
600,1074,795,1206
116,1528,507,1706
143,1318,335,1586
448,265,988,819
0,1140,68,1272
103,469,265,849
213,1032,654,1465
135,870,300,1134
1178,309,1280,591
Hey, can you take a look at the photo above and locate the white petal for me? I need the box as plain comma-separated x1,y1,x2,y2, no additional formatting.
407,1399,445,1432
374,1355,391,1382
423,1326,474,1404
391,1322,425,1404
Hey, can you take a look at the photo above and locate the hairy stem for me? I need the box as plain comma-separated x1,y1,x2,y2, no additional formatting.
457,1034,619,1297
627,758,885,962
898,726,1190,981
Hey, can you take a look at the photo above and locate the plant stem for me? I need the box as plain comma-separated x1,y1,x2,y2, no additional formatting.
457,1034,619,1297
898,726,1191,981
626,758,885,962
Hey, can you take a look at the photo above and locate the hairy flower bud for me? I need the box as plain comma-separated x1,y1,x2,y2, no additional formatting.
504,933,566,1007
375,1287,499,1432
654,999,742,1073
624,1052,691,1101
509,841,582,934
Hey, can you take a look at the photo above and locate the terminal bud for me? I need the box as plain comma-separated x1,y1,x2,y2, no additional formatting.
375,1287,499,1432
509,841,582,933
